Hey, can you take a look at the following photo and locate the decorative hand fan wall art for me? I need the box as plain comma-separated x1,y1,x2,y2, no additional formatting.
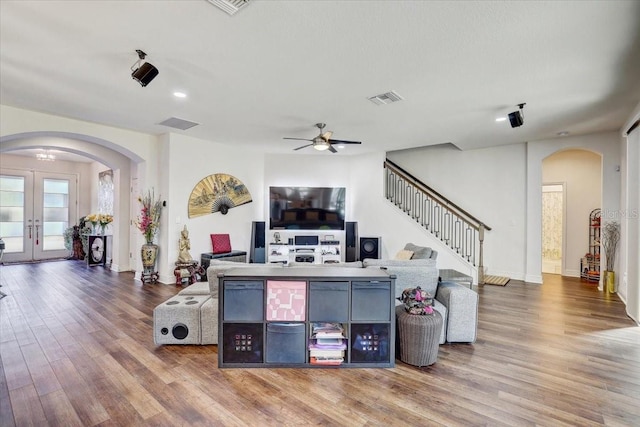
188,173,252,218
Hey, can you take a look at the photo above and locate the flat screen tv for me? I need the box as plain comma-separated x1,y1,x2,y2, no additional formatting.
269,186,346,230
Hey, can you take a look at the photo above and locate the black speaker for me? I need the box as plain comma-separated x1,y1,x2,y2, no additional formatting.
250,221,266,263
359,237,381,260
508,110,523,128
131,62,159,87
345,221,358,262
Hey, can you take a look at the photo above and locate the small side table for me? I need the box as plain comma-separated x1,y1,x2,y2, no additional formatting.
439,268,473,289
396,306,442,367
174,261,203,286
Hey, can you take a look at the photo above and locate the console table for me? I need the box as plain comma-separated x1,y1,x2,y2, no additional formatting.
218,266,396,368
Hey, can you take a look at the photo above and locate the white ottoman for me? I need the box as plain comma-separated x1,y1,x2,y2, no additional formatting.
153,294,211,345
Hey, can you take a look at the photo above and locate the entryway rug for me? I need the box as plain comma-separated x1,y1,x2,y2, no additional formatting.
483,275,510,286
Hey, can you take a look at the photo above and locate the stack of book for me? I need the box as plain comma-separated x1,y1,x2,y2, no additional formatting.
309,322,346,365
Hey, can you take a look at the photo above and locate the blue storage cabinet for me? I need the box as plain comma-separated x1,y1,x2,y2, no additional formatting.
266,323,306,363
351,281,392,321
223,281,264,321
218,266,395,368
308,281,349,322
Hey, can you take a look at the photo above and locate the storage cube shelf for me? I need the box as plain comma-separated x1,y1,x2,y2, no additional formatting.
218,266,396,368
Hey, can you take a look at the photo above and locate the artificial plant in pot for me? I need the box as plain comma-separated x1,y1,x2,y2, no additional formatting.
602,221,620,293
136,189,163,283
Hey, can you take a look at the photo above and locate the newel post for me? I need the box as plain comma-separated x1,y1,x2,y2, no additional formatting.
478,224,485,285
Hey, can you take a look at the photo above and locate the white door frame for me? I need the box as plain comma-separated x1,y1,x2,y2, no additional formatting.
0,168,78,263
541,182,567,275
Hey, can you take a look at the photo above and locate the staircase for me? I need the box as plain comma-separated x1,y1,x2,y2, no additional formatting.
384,159,491,283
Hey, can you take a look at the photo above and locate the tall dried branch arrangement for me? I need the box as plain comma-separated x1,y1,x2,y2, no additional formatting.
602,221,620,271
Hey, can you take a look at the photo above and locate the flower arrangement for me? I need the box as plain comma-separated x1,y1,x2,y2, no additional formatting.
98,214,114,227
85,213,99,230
85,213,113,234
136,189,163,244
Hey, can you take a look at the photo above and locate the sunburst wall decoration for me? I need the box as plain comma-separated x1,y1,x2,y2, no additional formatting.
188,173,252,217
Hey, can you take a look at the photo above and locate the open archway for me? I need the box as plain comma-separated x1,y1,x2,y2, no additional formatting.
0,132,142,271
541,149,602,278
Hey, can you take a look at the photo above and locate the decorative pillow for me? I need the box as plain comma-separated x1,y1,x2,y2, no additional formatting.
210,234,232,254
394,249,414,260
404,243,432,260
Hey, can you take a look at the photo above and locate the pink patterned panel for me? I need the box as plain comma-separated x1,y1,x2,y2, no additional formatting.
266,280,306,321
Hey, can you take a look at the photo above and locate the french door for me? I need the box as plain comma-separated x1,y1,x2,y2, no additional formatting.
0,168,77,263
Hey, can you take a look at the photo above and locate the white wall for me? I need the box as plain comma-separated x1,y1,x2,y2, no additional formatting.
387,143,528,280
152,133,266,283
542,149,602,277
526,131,621,285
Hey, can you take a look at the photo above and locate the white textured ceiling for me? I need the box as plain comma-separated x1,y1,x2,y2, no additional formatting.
1,0,639,155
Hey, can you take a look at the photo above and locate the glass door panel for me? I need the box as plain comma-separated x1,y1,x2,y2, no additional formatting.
0,171,33,262
0,169,76,262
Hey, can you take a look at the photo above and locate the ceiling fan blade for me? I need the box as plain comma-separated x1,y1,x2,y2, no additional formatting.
321,131,333,141
328,145,337,153
294,143,313,151
327,139,362,145
284,137,313,142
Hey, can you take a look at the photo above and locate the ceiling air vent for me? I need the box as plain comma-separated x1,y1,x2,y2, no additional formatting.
158,117,200,131
368,90,404,106
206,0,251,16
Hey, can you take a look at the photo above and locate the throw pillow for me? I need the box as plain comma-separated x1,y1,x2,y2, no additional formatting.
210,234,232,254
394,249,414,260
404,243,432,259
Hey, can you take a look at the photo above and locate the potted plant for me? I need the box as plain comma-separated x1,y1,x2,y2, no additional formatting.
601,221,620,293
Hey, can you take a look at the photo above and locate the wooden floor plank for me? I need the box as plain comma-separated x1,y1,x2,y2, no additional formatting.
0,261,638,426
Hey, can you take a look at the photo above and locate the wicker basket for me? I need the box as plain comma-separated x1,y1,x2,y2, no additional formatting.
395,305,442,366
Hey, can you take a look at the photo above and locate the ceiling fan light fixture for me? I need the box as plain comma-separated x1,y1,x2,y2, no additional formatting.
313,142,330,151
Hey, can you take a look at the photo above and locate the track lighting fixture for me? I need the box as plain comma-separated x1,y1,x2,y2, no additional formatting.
131,49,159,87
508,103,526,128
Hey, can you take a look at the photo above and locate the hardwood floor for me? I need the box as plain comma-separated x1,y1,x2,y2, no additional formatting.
1,261,638,426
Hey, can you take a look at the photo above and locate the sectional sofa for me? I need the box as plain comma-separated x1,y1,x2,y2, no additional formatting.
153,243,478,346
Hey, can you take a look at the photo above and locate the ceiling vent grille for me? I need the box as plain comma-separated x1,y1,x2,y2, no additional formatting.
158,117,200,131
206,0,251,16
368,90,404,106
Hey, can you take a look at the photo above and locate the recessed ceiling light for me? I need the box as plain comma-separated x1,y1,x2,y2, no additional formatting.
557,131,570,136
173,91,187,98
495,117,507,122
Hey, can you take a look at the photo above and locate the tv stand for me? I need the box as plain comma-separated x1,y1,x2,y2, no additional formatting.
267,230,344,265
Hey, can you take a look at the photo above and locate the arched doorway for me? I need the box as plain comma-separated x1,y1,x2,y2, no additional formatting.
541,149,602,278
0,132,142,271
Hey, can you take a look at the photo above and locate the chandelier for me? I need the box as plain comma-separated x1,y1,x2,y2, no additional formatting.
36,150,56,161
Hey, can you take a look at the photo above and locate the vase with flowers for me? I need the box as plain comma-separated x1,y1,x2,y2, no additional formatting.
85,213,99,234
97,213,114,235
136,189,163,283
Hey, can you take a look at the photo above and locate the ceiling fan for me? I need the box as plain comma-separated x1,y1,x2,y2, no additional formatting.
283,123,362,153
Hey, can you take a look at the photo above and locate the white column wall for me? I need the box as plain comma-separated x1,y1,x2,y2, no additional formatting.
620,99,640,323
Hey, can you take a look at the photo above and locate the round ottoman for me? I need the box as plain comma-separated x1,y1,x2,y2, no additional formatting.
395,305,442,367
